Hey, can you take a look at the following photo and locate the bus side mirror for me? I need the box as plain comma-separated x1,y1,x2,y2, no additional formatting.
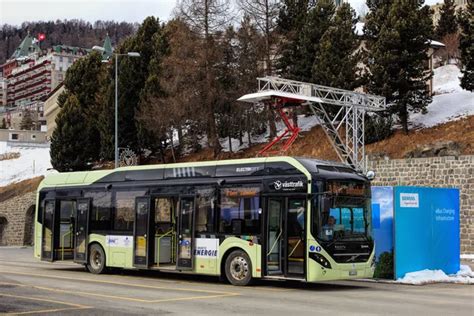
366,170,376,181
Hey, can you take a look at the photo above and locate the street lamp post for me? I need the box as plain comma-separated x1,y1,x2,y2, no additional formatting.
93,46,140,168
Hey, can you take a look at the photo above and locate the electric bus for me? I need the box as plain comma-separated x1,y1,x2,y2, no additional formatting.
34,157,375,286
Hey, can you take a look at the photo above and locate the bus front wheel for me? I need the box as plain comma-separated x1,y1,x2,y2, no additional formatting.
87,244,106,274
225,250,252,286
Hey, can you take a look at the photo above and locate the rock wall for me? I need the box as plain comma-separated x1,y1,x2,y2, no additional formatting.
368,155,474,254
0,191,36,246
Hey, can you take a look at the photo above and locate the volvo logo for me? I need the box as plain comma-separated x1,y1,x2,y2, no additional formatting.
274,180,282,190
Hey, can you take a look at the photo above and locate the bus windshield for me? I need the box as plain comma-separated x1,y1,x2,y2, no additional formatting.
316,185,372,242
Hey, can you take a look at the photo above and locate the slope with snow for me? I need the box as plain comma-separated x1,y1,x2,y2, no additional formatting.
411,65,474,128
0,142,53,187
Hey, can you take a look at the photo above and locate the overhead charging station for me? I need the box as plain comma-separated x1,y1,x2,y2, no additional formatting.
238,76,386,172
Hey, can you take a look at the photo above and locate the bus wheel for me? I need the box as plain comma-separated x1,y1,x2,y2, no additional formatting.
225,250,252,286
87,244,106,274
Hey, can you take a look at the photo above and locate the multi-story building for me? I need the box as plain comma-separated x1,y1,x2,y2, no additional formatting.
0,76,6,108
5,44,89,107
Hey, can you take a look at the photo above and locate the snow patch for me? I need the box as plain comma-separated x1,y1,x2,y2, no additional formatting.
411,65,474,128
396,265,474,285
0,141,54,187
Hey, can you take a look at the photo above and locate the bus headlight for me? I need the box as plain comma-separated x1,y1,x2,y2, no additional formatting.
309,253,332,269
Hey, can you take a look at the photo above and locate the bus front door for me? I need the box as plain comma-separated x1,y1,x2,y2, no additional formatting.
74,199,90,264
265,197,306,278
133,197,153,268
41,199,56,261
176,196,195,270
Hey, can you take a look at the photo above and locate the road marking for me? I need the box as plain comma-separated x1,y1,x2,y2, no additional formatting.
0,292,91,315
150,293,241,303
0,270,238,296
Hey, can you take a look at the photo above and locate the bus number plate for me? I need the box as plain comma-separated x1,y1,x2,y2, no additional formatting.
349,270,357,276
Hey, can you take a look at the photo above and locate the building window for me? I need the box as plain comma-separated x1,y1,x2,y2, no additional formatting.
9,133,19,141
31,134,36,140
59,56,63,62
68,57,73,63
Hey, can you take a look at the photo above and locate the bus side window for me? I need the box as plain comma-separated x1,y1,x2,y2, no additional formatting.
84,191,112,231
195,188,215,235
219,187,261,235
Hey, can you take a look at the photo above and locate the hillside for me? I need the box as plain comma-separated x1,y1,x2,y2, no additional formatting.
0,65,472,190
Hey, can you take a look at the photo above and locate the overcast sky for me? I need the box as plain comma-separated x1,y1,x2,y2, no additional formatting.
1,0,444,27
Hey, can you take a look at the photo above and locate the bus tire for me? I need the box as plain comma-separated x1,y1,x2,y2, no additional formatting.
87,243,106,274
225,250,252,286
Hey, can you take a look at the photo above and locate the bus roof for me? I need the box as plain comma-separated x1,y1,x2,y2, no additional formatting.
39,156,365,191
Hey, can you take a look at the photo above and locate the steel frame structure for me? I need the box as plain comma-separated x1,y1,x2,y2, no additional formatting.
241,76,386,172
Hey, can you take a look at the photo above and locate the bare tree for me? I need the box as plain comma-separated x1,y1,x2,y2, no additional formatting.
238,0,280,139
175,0,233,157
238,0,279,74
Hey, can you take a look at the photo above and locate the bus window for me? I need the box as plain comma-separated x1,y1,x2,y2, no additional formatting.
219,186,261,235
196,188,215,234
84,191,112,231
115,191,146,232
353,208,365,233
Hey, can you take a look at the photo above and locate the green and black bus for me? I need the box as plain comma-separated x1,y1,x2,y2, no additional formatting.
34,157,375,285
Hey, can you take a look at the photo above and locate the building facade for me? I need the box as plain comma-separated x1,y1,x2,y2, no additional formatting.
432,0,468,25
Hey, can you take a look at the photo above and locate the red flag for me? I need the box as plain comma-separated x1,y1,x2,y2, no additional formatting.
38,33,46,41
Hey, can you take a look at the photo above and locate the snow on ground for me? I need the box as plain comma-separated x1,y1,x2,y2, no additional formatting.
0,141,53,187
220,114,321,152
396,265,474,285
411,65,474,128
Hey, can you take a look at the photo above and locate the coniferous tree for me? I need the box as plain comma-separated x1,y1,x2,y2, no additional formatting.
459,1,474,91
61,51,105,162
101,17,163,157
365,0,434,133
436,0,458,39
50,95,91,171
277,0,313,80
1,118,6,129
312,2,360,90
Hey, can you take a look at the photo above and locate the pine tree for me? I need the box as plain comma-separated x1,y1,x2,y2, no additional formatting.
277,0,313,80
101,17,163,157
312,2,360,90
1,118,6,129
277,0,336,83
61,51,105,162
50,95,91,171
365,0,434,133
20,109,34,130
459,1,474,91
299,0,335,83
436,0,458,39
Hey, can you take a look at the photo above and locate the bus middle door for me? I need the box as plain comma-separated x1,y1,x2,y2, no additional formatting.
133,197,153,268
176,195,196,270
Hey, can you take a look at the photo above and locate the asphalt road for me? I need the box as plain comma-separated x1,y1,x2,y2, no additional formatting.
0,248,472,315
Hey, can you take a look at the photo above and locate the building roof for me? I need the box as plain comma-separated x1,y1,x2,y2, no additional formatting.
10,33,41,60
102,34,113,59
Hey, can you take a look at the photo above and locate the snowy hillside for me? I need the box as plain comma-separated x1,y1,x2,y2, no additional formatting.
411,65,474,128
0,142,53,187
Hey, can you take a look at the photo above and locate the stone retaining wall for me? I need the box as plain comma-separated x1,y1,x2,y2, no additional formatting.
0,191,36,246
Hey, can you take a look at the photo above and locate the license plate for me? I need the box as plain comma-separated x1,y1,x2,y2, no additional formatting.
349,270,357,276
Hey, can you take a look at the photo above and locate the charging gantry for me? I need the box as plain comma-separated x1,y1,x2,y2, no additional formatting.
238,76,386,172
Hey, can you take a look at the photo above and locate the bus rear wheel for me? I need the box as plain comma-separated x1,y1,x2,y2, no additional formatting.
225,250,252,286
87,244,106,274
